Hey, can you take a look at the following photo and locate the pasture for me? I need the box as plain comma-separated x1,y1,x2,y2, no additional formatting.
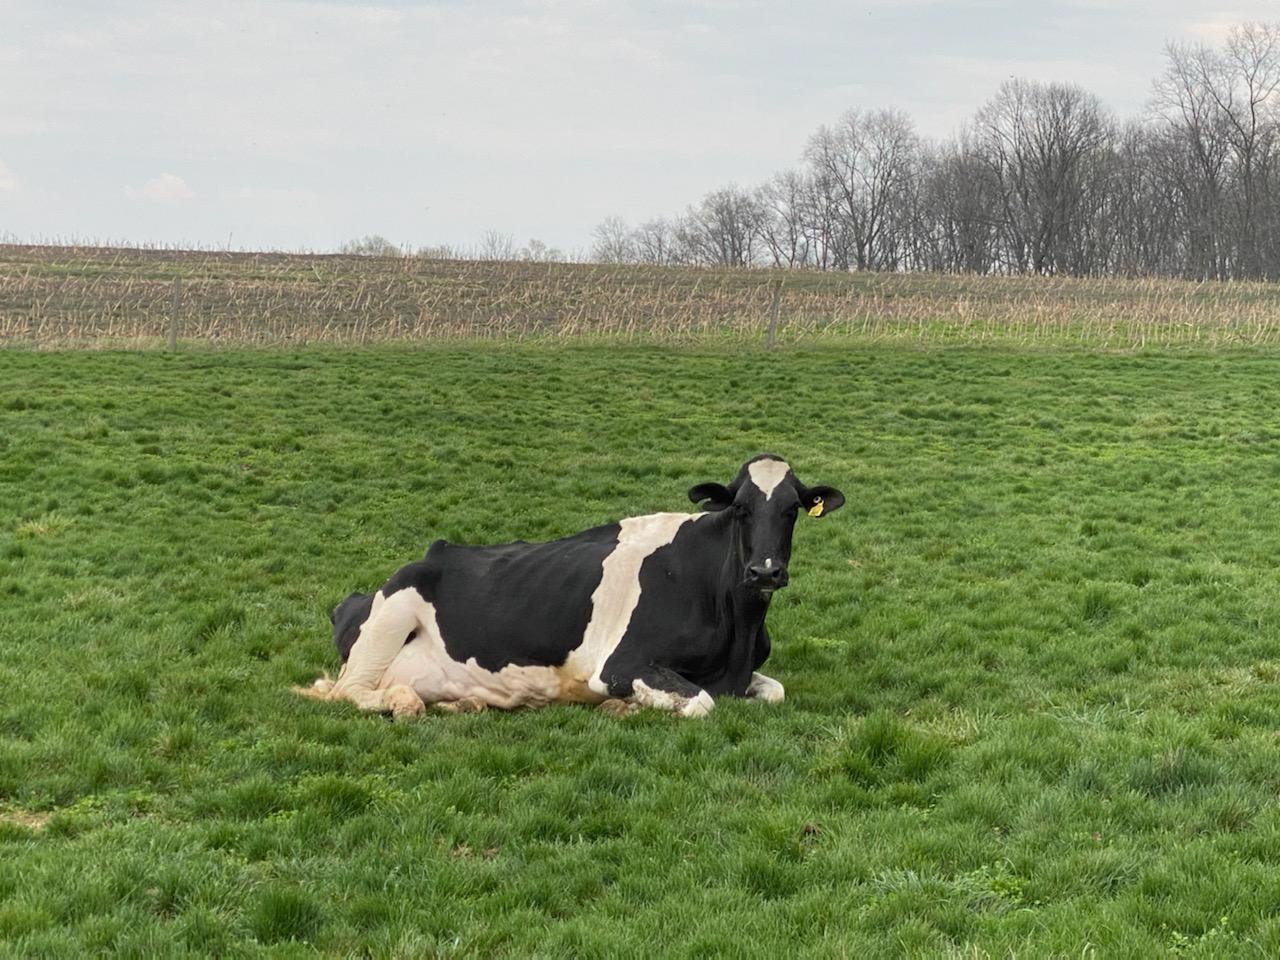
4,342,1280,956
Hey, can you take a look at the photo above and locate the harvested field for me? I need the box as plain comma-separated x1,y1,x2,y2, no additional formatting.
7,244,1280,348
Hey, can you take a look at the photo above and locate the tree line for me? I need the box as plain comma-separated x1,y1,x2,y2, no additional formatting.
340,231,570,262
591,23,1280,280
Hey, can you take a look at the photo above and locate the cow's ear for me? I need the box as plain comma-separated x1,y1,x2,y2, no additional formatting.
688,482,733,512
801,484,845,518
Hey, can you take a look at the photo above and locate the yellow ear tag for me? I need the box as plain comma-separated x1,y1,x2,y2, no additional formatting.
808,498,824,518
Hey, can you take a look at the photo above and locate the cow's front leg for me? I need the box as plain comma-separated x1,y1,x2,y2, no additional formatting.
745,671,785,704
601,665,714,719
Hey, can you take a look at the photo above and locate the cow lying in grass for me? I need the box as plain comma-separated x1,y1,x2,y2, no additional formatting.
297,455,843,719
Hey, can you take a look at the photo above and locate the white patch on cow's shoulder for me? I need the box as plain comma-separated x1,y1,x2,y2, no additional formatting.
567,512,702,697
632,679,715,718
747,458,791,500
746,672,785,704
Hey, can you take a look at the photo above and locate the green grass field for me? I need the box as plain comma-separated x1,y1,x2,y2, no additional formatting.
4,344,1280,957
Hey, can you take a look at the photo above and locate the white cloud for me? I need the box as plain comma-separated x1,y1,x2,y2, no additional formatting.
125,172,194,203
0,160,16,193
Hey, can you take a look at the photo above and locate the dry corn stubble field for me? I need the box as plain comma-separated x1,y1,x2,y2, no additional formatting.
9,244,1280,348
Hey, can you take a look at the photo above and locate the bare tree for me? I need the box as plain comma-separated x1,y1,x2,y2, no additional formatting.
340,235,403,257
755,171,813,268
630,218,679,265
414,243,456,259
478,230,517,261
1100,122,1181,276
1165,23,1280,276
518,238,564,262
591,216,635,263
916,138,1001,273
799,166,844,270
973,80,1113,275
582,19,1280,280
805,108,919,270
1153,42,1234,277
681,186,763,266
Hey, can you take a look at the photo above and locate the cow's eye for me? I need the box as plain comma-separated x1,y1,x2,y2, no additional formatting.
734,503,751,519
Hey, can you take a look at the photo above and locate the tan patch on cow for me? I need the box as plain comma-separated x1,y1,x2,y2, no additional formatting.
384,683,425,719
310,675,335,696
433,696,488,714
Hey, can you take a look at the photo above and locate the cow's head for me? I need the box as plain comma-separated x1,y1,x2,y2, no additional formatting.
688,455,844,593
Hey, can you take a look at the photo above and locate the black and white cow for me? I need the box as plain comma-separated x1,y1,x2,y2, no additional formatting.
298,455,843,719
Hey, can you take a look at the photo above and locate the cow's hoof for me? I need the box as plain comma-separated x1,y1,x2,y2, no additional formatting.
597,698,640,717
290,677,333,701
746,673,785,704
385,684,425,719
677,690,715,719
311,676,336,696
434,697,488,714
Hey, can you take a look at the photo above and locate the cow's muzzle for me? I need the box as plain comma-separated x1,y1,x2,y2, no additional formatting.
745,563,789,590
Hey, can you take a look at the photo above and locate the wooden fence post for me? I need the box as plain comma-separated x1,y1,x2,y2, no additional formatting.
168,277,182,350
766,276,783,350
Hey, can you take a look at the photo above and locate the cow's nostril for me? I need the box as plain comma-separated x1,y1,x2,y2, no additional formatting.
747,564,787,583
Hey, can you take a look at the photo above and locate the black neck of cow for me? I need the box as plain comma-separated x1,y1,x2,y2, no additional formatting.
689,507,769,601
681,507,773,694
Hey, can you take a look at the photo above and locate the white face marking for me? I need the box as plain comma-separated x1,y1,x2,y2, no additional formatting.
574,512,702,696
763,558,772,570
747,459,791,500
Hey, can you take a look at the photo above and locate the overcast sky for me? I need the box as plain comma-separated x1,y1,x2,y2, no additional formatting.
1,1,1275,254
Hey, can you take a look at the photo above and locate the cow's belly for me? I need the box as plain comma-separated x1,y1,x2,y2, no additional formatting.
377,635,603,709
